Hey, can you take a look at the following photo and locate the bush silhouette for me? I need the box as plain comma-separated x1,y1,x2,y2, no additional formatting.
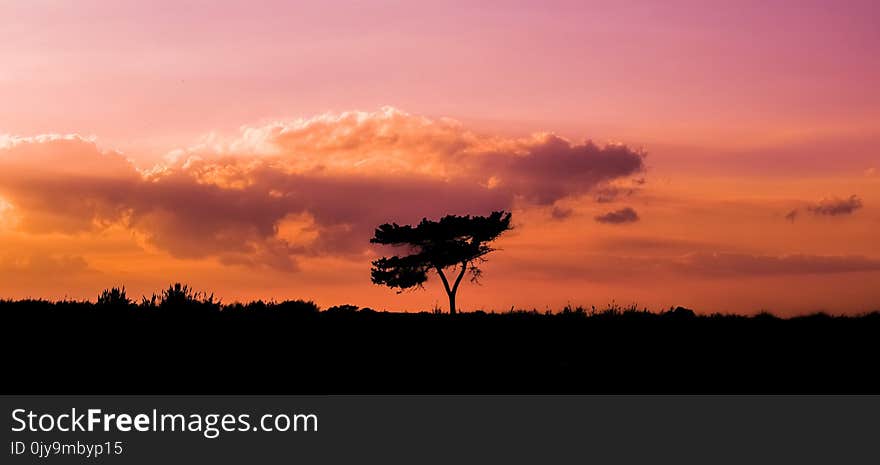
663,306,697,319
0,288,878,394
154,283,220,313
325,304,360,315
96,287,132,309
275,299,320,316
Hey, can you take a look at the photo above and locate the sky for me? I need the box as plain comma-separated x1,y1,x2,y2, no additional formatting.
0,0,878,314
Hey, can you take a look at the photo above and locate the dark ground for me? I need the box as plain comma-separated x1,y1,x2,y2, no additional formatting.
2,296,878,394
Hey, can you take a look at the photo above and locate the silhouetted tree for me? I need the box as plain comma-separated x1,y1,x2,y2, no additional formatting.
370,211,512,314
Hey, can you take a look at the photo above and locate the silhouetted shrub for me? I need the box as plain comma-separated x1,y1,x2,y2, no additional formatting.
2,285,879,394
139,294,158,309
753,311,779,321
663,306,696,319
276,299,320,316
792,312,833,322
243,300,268,314
97,287,132,309
157,283,220,313
561,304,587,318
325,304,359,315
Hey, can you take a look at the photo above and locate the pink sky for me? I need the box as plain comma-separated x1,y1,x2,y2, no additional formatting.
1,1,878,314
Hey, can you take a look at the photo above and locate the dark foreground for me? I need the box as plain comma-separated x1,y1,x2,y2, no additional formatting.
2,296,878,394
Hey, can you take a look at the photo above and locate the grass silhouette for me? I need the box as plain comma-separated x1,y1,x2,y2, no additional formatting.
1,283,877,395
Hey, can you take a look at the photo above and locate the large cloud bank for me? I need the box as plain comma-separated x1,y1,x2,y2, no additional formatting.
0,108,645,270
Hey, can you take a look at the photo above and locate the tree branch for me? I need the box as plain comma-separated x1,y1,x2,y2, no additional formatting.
451,261,468,295
435,266,452,297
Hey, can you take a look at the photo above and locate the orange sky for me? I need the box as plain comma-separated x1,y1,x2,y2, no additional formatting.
1,1,878,314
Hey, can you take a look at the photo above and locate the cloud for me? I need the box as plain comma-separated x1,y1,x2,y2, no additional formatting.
0,108,646,270
671,252,880,277
479,135,645,205
784,195,863,222
593,185,634,203
594,207,640,224
596,236,721,254
806,195,863,216
0,253,92,276
516,252,880,282
550,206,573,220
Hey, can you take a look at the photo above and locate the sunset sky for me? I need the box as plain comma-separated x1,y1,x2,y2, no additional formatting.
1,1,878,314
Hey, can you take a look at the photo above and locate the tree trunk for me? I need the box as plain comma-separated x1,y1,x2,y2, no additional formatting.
447,291,456,315
449,261,467,315
436,262,468,315
436,267,455,314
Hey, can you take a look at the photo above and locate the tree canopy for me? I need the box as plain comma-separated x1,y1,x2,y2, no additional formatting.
370,211,512,314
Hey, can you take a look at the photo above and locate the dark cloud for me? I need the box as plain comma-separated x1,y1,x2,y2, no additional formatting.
550,206,573,220
785,195,864,222
806,195,863,216
594,207,640,224
483,136,645,205
593,185,634,203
